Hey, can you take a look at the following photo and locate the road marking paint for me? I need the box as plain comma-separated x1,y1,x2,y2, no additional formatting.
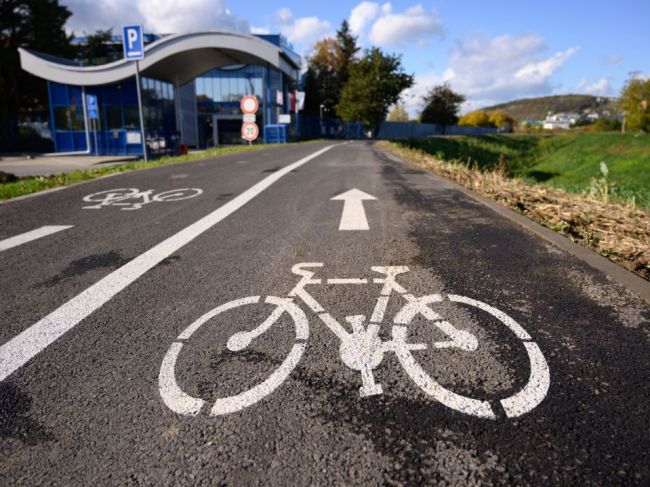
392,326,496,419
82,187,203,210
448,295,531,340
0,145,337,382
159,262,550,419
160,295,309,416
159,342,206,416
331,188,376,231
0,225,73,253
500,342,550,418
326,278,368,284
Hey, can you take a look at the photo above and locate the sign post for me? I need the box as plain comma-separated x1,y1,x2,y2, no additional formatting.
240,95,259,144
86,94,99,155
122,24,147,162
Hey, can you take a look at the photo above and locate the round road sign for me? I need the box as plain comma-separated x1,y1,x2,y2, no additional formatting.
241,122,259,142
240,95,259,114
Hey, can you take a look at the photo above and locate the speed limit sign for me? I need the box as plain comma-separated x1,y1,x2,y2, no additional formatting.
240,95,259,114
241,122,259,142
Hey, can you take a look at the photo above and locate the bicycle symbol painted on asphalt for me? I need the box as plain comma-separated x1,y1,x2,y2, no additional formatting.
159,263,550,419
82,188,203,210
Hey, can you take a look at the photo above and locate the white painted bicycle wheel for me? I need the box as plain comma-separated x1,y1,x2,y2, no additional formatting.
153,188,203,202
159,296,309,417
393,294,550,419
82,188,139,202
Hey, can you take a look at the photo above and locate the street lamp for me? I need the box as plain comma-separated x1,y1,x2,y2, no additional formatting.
320,104,327,135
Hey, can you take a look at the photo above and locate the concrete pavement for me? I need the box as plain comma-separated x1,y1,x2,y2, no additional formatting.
0,154,136,177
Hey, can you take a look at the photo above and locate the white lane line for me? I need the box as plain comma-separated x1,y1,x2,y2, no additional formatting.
0,145,337,382
0,226,73,253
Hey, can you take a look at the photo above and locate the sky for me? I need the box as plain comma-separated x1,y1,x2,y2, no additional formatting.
60,0,650,115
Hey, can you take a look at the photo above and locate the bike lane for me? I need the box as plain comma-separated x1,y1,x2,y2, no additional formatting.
0,142,334,344
1,141,649,485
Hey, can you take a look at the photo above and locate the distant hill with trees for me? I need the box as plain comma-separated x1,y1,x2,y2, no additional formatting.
480,95,618,122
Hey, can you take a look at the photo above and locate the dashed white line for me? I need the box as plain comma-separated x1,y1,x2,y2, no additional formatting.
0,145,337,382
0,225,73,253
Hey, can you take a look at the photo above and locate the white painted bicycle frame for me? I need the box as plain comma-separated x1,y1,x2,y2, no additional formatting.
82,187,203,210
159,263,550,419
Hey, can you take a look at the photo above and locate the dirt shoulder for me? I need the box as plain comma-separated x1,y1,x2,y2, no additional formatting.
379,141,650,281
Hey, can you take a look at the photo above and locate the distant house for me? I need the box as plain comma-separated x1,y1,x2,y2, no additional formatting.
543,112,580,130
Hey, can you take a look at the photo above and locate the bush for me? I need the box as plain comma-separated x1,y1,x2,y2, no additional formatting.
592,118,622,132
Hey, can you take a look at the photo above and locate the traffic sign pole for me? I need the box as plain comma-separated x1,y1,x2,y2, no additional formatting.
123,24,147,162
93,118,98,156
81,86,91,153
135,60,147,162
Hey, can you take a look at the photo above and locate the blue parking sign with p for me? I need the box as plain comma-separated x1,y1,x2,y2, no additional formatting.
123,24,144,60
86,94,99,120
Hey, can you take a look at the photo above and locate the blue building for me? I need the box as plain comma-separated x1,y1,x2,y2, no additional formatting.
20,32,301,155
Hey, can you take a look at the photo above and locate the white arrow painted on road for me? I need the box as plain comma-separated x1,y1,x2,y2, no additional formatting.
331,189,376,231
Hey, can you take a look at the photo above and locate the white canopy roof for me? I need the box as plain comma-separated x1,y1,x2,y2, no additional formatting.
19,31,300,86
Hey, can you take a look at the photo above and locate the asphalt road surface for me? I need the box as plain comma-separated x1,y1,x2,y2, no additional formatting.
1,141,649,485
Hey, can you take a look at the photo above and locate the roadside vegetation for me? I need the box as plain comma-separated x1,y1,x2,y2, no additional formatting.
399,133,650,207
380,134,650,280
0,144,284,201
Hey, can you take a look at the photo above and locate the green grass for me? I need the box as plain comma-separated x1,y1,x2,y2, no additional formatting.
399,132,650,207
0,143,294,202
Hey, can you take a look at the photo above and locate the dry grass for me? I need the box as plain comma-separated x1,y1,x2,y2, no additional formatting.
380,141,650,281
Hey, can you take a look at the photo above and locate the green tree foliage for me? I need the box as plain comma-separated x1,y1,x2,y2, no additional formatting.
0,0,73,150
303,21,360,118
592,118,622,132
336,48,413,131
80,29,120,65
387,104,409,122
619,75,650,132
303,38,340,117
420,83,465,130
335,20,360,90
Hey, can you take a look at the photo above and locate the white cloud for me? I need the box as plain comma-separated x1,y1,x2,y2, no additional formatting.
368,4,443,48
580,78,613,96
62,0,248,34
349,1,380,36
603,55,623,65
401,33,579,116
274,8,333,54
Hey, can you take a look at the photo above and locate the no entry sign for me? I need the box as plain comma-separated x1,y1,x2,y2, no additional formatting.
240,95,259,114
241,122,259,142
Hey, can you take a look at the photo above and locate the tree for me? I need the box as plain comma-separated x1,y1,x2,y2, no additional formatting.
458,110,493,127
335,20,360,90
302,38,340,117
488,111,514,130
303,21,360,118
80,29,119,65
336,48,413,132
387,104,409,122
419,83,465,132
619,75,650,132
0,0,73,150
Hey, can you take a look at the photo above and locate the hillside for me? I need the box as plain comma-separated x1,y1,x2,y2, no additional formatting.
481,94,618,121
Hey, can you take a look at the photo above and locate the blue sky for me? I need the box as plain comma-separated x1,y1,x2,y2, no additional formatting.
62,0,650,114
